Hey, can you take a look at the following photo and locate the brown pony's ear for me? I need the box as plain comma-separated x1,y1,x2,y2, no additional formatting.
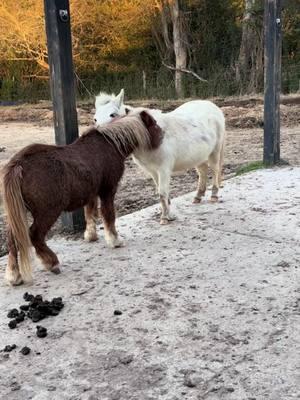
139,111,156,128
139,111,163,149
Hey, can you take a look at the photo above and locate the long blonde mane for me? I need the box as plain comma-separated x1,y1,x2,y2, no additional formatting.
95,116,150,156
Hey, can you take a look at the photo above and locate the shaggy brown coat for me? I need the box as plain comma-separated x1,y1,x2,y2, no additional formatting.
2,111,162,285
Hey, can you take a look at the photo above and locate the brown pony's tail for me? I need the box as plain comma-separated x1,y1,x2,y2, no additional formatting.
3,164,32,282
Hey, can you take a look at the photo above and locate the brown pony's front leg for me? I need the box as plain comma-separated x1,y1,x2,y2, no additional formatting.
100,191,123,248
5,228,23,286
30,215,60,274
84,197,99,242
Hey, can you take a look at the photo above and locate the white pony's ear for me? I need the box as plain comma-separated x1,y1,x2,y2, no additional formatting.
114,88,124,108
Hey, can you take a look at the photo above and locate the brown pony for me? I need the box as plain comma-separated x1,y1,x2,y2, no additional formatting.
2,111,162,286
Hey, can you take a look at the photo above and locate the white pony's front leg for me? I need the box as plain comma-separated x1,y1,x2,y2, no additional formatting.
158,169,175,225
150,171,159,193
133,155,159,193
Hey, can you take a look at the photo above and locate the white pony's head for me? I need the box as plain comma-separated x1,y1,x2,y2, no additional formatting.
94,88,132,126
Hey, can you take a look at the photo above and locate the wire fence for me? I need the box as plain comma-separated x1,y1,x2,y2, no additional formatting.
0,59,299,103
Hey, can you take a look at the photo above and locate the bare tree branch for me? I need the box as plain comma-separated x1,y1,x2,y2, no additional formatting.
162,60,208,82
23,75,49,80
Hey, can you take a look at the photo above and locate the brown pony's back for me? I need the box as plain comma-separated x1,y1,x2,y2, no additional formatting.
3,129,126,284
2,112,163,285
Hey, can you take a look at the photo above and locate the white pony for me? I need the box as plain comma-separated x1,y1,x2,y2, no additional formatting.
94,89,226,224
94,89,133,125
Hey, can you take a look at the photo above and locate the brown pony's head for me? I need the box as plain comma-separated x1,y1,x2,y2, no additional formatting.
139,111,163,150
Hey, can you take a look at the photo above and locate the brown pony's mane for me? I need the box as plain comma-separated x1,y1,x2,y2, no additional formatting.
86,115,152,156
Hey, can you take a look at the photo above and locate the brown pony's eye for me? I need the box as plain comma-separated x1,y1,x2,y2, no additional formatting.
110,113,118,118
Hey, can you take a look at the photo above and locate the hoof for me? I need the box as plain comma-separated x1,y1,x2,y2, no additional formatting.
113,239,124,248
160,215,176,225
12,279,24,286
160,218,170,225
5,269,24,286
7,276,24,286
210,196,219,203
193,196,202,204
51,266,61,275
43,262,61,274
107,237,124,248
84,230,98,242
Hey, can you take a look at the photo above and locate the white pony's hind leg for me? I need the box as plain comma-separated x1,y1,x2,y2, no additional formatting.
193,163,208,203
208,152,221,202
158,169,175,224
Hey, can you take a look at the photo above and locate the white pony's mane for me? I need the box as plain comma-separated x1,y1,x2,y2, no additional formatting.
95,92,115,107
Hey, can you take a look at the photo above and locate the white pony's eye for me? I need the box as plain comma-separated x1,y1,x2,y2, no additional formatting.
110,113,118,118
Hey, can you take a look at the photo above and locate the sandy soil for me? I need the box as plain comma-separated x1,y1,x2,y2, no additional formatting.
0,168,299,400
0,96,299,257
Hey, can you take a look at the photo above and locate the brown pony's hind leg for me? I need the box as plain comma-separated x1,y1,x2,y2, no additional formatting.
5,228,23,286
84,197,99,242
100,191,123,248
30,214,60,274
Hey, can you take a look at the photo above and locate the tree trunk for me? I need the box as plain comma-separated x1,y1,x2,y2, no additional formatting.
152,0,188,97
169,0,187,98
236,0,263,93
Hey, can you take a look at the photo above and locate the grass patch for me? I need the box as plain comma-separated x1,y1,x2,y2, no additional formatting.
235,161,266,176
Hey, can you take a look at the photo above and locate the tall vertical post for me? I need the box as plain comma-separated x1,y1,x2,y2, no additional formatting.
44,0,85,231
264,0,282,165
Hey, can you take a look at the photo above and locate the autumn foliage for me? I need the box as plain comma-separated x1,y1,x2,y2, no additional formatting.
0,0,299,100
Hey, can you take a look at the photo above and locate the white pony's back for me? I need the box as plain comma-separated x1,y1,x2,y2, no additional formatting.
172,100,225,130
94,92,226,223
131,104,224,172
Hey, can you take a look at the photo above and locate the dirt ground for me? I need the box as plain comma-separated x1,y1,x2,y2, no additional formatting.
0,95,299,257
0,168,299,400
